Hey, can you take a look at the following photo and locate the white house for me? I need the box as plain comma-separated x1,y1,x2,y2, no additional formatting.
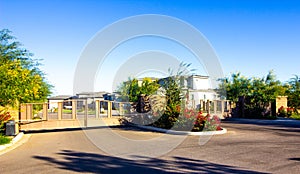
116,75,220,110
47,95,72,110
158,75,220,109
184,75,219,101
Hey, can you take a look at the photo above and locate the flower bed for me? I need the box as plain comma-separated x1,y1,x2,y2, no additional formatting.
120,111,226,135
172,108,222,132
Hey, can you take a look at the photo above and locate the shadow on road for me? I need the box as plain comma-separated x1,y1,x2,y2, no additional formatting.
33,150,268,174
289,158,300,162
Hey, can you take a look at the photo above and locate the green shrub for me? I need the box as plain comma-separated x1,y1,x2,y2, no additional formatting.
0,135,11,145
152,77,181,129
244,105,266,118
290,114,300,120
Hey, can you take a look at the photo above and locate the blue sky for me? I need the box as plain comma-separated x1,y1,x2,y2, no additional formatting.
1,0,299,95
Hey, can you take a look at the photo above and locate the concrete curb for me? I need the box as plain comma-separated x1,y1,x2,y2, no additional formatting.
0,132,24,151
132,124,227,135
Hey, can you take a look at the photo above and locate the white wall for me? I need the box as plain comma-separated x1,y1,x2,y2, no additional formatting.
192,78,209,90
189,91,218,101
188,91,219,109
187,76,210,90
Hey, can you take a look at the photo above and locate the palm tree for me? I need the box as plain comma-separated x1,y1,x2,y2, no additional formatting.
288,75,300,112
289,75,300,91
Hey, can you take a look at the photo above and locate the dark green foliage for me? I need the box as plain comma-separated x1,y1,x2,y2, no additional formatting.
287,75,300,110
219,71,286,118
152,62,196,129
163,77,181,108
153,77,181,129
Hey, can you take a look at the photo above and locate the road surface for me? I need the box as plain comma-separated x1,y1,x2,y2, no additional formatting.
1,119,300,173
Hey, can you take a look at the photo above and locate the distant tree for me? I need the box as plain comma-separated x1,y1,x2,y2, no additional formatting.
139,77,160,95
218,72,251,103
218,71,287,117
0,29,52,106
249,71,286,110
289,75,300,90
117,77,159,102
287,75,300,111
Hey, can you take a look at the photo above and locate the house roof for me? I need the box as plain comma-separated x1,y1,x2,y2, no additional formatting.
48,95,72,100
188,75,209,79
76,91,108,98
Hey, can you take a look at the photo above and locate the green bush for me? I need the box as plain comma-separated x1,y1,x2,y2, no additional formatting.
290,114,300,120
244,105,266,118
152,77,181,129
0,135,11,145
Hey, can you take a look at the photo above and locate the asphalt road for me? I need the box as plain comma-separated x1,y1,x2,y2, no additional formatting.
0,118,300,174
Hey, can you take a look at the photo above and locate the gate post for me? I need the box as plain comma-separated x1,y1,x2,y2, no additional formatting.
202,100,206,112
72,100,77,119
95,100,100,118
58,102,63,120
119,102,123,116
26,104,33,120
84,99,88,127
214,100,217,114
206,100,210,114
43,103,48,120
107,101,112,118
20,104,27,121
221,100,225,116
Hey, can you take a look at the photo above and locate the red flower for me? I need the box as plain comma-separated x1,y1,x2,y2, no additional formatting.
278,106,285,112
216,126,222,131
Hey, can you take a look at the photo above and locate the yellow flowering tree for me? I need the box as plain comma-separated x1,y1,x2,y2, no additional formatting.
0,29,52,107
